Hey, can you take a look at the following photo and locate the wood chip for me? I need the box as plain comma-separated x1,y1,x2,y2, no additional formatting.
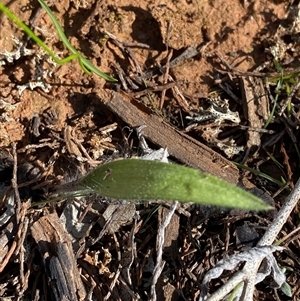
100,92,240,185
31,213,86,301
158,206,179,260
241,76,270,153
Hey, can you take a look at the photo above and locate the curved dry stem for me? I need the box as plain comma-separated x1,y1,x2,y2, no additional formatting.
200,177,300,301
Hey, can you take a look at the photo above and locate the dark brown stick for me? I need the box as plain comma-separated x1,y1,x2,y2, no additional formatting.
100,92,240,185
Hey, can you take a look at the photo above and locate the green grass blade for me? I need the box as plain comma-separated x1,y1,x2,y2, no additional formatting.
79,56,118,81
37,0,117,82
234,162,285,187
37,0,78,54
0,2,56,60
76,159,272,210
0,1,117,81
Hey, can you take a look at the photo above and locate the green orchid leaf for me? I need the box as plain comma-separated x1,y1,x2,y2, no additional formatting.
74,159,272,210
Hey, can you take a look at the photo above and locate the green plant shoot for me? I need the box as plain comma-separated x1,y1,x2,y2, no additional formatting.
55,159,272,211
0,0,117,81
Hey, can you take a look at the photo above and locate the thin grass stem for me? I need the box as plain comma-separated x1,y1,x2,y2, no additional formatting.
0,1,117,81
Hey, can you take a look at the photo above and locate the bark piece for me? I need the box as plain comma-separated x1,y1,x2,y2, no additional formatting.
241,76,270,153
157,206,179,260
31,213,86,301
100,92,240,185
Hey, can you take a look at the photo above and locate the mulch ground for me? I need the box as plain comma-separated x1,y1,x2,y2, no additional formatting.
0,0,300,300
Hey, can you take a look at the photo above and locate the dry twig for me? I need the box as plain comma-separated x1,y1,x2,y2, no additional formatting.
200,176,300,301
150,201,178,301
